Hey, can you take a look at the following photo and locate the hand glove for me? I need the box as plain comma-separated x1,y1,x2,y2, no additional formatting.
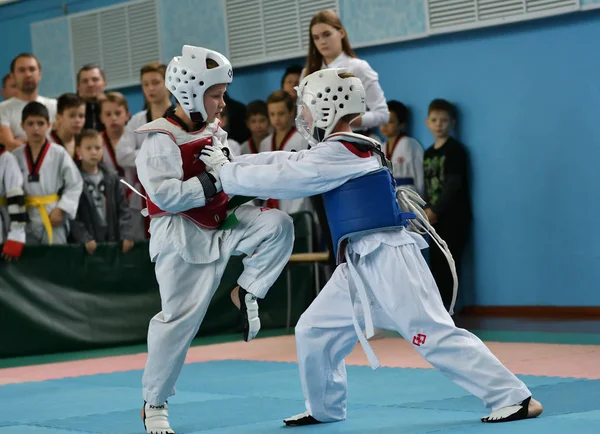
2,225,25,260
200,146,230,175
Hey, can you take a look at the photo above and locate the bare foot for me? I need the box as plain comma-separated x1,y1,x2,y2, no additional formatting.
528,398,543,419
230,286,241,310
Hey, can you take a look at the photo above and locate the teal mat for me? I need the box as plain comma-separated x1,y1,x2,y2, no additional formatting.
1,360,598,433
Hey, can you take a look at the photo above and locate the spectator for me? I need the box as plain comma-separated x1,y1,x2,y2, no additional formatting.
423,99,472,307
281,64,303,99
303,9,389,133
99,92,130,176
240,100,270,155
70,129,134,255
0,53,57,151
380,100,424,196
121,62,174,152
77,64,107,131
12,102,82,245
50,93,86,159
1,73,18,101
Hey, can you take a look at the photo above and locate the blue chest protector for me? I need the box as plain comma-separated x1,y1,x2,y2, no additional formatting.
322,167,416,263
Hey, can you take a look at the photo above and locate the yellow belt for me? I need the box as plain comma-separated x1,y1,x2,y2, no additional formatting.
0,197,6,206
25,194,59,245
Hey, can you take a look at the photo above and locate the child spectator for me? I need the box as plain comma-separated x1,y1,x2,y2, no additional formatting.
50,93,86,159
240,100,270,155
12,101,82,245
380,100,424,196
99,92,130,176
1,73,18,101
121,62,175,153
70,129,134,255
281,64,302,99
260,90,305,153
423,99,472,307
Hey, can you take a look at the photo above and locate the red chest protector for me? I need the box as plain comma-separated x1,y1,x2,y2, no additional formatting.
136,117,229,229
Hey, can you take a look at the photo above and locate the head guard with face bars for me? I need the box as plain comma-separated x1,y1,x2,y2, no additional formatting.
295,68,365,146
166,45,233,123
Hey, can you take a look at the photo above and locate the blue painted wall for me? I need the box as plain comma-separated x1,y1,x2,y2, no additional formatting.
2,0,600,306
350,12,600,307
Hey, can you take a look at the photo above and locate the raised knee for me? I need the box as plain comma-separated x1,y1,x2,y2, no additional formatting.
262,209,294,238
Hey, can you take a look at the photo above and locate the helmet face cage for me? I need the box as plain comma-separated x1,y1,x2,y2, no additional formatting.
294,68,365,145
166,45,233,122
295,87,321,146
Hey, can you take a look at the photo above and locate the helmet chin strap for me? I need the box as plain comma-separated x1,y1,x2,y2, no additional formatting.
312,127,326,144
190,111,205,124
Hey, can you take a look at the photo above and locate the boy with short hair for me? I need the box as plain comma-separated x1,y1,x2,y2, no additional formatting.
50,93,86,159
423,99,472,307
239,100,270,155
70,129,134,255
134,45,294,434
260,90,305,153
12,101,82,245
99,91,130,176
281,64,303,99
380,100,424,196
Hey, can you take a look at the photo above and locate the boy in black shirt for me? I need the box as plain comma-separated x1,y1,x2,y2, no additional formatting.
423,99,472,307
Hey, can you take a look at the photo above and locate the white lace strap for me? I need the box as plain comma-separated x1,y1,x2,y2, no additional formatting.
120,179,146,199
396,187,458,315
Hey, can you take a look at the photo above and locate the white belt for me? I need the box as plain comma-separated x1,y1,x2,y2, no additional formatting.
345,248,381,370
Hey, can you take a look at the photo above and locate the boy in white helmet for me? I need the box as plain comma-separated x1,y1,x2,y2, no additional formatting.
200,69,543,427
134,45,294,434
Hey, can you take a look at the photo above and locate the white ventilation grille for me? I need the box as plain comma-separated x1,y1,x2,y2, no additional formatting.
225,0,338,67
225,0,264,65
70,0,160,89
427,0,580,33
478,0,524,21
428,0,477,29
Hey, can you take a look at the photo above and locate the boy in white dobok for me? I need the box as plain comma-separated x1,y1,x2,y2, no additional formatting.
200,69,543,427
134,45,294,434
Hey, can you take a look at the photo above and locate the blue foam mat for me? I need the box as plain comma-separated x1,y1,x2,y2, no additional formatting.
1,360,598,433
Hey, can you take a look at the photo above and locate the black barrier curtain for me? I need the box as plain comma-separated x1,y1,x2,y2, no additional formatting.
0,213,318,359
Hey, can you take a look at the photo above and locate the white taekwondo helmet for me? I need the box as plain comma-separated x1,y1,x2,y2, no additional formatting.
166,45,233,122
295,68,365,146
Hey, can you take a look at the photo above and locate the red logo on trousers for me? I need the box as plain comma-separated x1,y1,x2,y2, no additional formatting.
412,334,427,346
